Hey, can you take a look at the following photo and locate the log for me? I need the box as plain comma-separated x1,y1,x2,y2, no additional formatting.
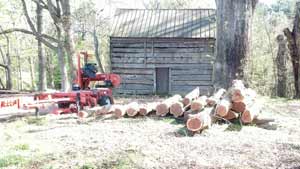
139,102,158,116
156,94,182,116
182,87,200,106
241,103,261,124
78,110,89,118
186,107,214,132
231,101,246,113
170,102,190,117
223,110,239,120
190,96,207,111
113,105,126,118
206,88,226,106
215,98,232,117
126,102,140,117
252,116,275,125
229,80,246,102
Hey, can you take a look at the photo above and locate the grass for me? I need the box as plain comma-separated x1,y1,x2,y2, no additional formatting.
25,117,47,125
14,143,29,151
0,155,27,168
100,150,142,169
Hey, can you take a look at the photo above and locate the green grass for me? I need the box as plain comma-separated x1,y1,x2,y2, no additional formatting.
25,117,47,125
0,155,27,168
100,150,142,169
14,143,29,151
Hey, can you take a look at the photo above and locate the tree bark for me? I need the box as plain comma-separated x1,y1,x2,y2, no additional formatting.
61,0,77,83
93,29,104,73
214,0,258,88
28,56,36,90
37,0,47,91
283,2,300,98
275,34,288,97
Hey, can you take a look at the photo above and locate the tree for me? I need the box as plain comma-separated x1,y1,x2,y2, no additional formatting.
276,34,288,97
284,2,300,98
36,0,47,91
214,0,258,88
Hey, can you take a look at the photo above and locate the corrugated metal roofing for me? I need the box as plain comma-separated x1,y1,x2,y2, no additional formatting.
111,9,216,38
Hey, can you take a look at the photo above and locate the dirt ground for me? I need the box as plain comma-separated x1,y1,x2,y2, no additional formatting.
0,96,300,169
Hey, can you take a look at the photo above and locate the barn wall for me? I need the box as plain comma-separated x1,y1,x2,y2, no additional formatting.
110,37,215,95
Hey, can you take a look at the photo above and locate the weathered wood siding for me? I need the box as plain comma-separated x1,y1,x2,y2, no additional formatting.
111,37,215,95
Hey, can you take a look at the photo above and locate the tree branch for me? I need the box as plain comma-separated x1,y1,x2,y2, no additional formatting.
21,0,37,33
31,0,48,9
0,64,8,69
47,0,60,23
0,28,59,42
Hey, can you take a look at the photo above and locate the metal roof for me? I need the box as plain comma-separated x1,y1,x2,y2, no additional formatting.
111,9,216,38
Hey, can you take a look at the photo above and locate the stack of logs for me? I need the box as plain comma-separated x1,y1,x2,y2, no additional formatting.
79,80,272,134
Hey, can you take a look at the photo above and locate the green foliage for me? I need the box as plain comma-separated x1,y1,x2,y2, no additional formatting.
0,155,27,168
248,1,295,97
14,143,29,151
25,117,47,125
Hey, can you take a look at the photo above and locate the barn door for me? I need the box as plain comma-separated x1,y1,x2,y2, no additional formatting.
156,68,169,95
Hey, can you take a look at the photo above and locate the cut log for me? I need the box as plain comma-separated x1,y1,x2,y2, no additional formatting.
126,102,139,117
182,87,200,106
186,107,214,132
170,102,190,117
252,116,275,125
78,110,89,118
231,101,246,113
156,94,182,116
113,105,126,118
223,110,239,120
206,88,226,106
215,98,232,117
229,80,246,102
241,104,261,124
139,102,158,116
190,96,207,111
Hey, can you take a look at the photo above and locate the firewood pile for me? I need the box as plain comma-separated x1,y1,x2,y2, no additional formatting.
80,80,274,134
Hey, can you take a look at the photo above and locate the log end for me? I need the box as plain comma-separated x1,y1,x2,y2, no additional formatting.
78,111,89,118
182,98,190,106
139,107,147,116
170,102,184,117
190,102,202,112
231,102,246,113
241,110,252,123
215,105,228,117
186,117,202,132
156,103,168,116
114,108,124,118
126,107,138,117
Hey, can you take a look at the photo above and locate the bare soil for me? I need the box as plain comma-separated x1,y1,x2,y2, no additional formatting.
0,96,300,169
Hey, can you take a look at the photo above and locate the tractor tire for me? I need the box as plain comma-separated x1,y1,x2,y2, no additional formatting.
98,96,112,106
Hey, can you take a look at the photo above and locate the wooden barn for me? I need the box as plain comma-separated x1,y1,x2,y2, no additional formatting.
110,9,216,95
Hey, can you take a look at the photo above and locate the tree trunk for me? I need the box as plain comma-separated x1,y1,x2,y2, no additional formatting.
28,56,36,90
62,0,77,84
139,102,158,116
214,0,258,88
17,53,23,91
4,34,12,90
276,35,288,97
46,50,55,89
37,0,47,91
57,26,70,91
283,2,300,98
93,29,104,73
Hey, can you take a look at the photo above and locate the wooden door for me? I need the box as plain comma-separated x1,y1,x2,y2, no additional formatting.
156,68,169,95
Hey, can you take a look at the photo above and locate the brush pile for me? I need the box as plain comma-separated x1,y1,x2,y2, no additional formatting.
81,80,274,134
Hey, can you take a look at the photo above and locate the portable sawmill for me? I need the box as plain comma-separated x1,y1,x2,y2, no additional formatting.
34,51,121,115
